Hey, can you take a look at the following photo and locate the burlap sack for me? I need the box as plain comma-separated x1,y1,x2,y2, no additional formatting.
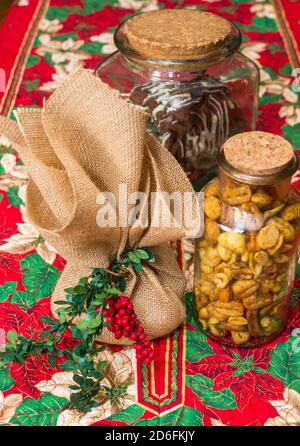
0,68,201,343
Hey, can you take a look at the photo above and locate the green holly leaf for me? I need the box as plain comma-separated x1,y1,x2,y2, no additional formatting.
200,388,237,410
283,124,300,149
26,55,41,69
186,373,213,397
11,394,68,426
0,193,3,202
128,251,141,264
10,291,34,310
186,326,214,363
20,253,60,302
134,249,150,260
7,187,23,208
132,262,143,273
0,282,17,302
160,406,203,426
259,94,281,106
108,404,145,425
245,17,278,33
135,417,159,426
0,366,15,391
280,64,292,77
269,334,300,392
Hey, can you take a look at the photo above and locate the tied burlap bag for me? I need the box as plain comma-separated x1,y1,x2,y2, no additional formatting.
0,68,201,343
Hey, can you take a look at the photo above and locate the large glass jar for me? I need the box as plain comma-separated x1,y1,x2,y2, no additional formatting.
194,131,300,347
95,9,259,186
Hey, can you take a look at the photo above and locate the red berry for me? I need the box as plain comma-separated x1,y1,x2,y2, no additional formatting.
149,351,154,359
127,303,133,311
137,326,144,334
118,308,127,317
144,340,150,347
130,333,137,341
137,353,143,360
139,333,147,341
144,357,152,365
115,332,122,340
107,297,114,306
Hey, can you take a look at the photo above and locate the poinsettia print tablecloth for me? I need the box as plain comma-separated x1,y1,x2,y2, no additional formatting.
0,0,299,427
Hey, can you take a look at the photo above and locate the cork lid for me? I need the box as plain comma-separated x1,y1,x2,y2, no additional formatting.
222,132,295,176
124,9,232,60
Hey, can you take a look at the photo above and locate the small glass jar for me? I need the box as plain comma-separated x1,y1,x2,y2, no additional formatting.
95,10,259,186
194,132,300,347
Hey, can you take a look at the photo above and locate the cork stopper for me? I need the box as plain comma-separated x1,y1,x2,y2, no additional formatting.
124,10,232,60
223,131,294,176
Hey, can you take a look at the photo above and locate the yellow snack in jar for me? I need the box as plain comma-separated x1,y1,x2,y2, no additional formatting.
251,188,273,208
217,286,231,302
232,279,258,298
204,196,222,220
263,202,285,220
267,232,284,256
217,244,232,261
268,217,295,242
218,231,246,254
231,330,251,345
280,203,300,222
204,217,220,245
204,179,220,198
254,251,269,266
242,294,272,311
200,246,221,267
257,224,280,249
222,184,252,206
213,273,229,289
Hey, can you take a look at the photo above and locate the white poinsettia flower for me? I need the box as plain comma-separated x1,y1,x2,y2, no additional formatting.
0,392,22,424
283,88,299,104
35,372,76,399
57,401,112,426
240,42,267,66
117,0,158,11
250,2,275,19
0,134,12,148
0,153,28,192
18,185,27,204
36,36,90,65
259,69,291,97
40,61,83,92
39,18,63,33
0,220,57,264
57,348,136,425
265,388,300,426
1,154,17,174
91,32,116,55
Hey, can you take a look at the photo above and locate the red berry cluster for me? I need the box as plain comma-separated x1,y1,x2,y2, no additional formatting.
103,296,154,364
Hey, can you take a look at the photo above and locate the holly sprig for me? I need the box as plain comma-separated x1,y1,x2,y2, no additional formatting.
0,248,154,414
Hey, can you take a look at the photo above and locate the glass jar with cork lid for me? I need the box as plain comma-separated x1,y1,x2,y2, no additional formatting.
194,131,300,347
95,9,259,186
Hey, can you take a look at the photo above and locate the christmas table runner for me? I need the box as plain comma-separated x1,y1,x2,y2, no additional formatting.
0,0,299,427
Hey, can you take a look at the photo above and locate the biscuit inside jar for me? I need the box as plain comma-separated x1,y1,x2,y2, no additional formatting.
194,131,299,346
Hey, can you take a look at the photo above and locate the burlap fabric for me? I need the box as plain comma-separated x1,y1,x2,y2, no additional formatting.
0,68,200,343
